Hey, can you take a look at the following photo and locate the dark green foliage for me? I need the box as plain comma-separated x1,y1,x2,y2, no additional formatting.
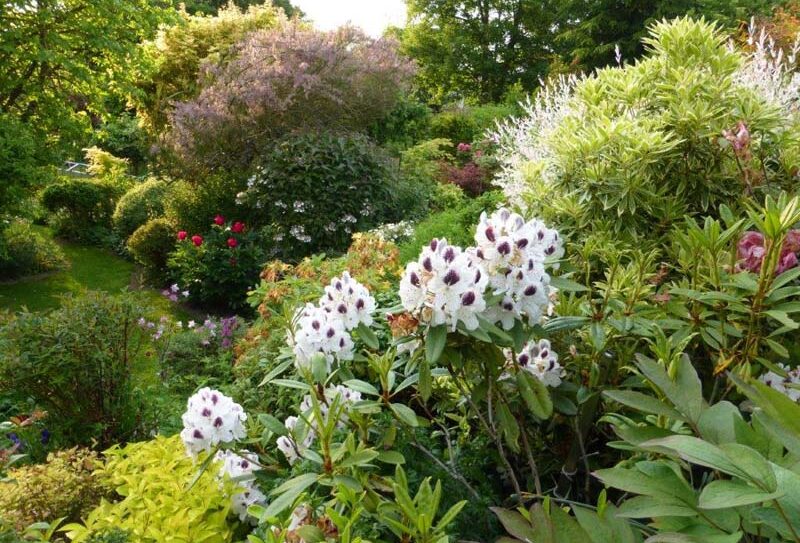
0,115,51,214
40,178,120,244
0,292,148,447
94,112,150,173
556,0,779,71
126,218,176,276
113,179,168,239
398,190,504,263
403,0,556,102
243,132,397,260
164,176,250,237
0,220,67,280
370,96,433,150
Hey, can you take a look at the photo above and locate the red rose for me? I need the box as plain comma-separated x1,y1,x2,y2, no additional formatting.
227,237,238,248
177,230,188,241
191,235,203,247
214,215,225,226
231,221,245,233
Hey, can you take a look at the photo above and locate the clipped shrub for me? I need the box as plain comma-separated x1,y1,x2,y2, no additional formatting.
113,179,168,239
126,217,176,275
370,95,433,150
429,109,479,148
40,178,119,243
241,132,396,260
0,448,108,531
0,292,148,447
164,175,249,236
166,23,413,174
0,219,67,280
167,216,266,311
63,435,236,543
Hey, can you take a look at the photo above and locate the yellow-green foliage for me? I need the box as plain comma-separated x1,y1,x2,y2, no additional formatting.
64,435,235,543
0,448,107,531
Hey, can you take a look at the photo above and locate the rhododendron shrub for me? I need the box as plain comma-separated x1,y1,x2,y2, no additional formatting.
167,216,267,311
166,23,414,174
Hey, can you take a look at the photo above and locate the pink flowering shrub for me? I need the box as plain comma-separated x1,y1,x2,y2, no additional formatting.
165,23,414,174
738,229,800,274
167,216,267,311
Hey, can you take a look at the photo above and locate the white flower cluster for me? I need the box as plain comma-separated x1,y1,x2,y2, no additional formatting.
759,363,800,402
215,449,267,522
733,20,800,117
290,272,376,372
180,388,247,456
399,209,561,332
515,339,564,387
370,220,416,243
276,385,362,465
400,239,488,331
490,75,582,204
472,209,562,330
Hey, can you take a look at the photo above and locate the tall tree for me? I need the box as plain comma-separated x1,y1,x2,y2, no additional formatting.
0,0,173,155
402,0,558,103
555,0,782,72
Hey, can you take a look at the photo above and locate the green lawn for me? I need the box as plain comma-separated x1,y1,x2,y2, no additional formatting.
0,229,190,321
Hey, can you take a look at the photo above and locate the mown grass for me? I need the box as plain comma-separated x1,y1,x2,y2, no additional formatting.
0,227,190,321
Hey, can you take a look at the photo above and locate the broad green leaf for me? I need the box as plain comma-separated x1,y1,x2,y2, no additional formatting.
549,275,589,292
490,507,537,542
390,403,419,427
355,322,379,350
263,473,318,519
339,449,379,469
603,390,686,421
343,379,380,396
419,358,432,401
496,400,520,450
426,325,447,363
517,371,553,420
376,451,405,465
617,496,696,518
258,359,292,387
698,480,783,509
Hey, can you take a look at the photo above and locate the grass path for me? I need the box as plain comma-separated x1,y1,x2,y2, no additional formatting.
0,228,190,321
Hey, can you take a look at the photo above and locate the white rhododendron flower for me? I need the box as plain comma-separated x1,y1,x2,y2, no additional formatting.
516,339,564,387
215,449,267,522
319,272,376,330
290,304,354,372
180,388,247,456
759,364,800,402
400,238,488,331
276,415,315,465
276,385,362,464
472,209,561,329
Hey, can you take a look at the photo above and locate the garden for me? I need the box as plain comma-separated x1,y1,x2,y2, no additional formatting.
4,0,800,542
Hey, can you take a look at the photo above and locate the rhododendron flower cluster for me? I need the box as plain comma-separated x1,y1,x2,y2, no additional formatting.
399,209,561,332
276,385,362,465
759,363,800,401
400,238,488,331
514,339,564,387
472,209,562,330
215,449,267,522
319,271,376,329
289,272,376,371
290,304,354,372
737,230,800,274
180,388,247,456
